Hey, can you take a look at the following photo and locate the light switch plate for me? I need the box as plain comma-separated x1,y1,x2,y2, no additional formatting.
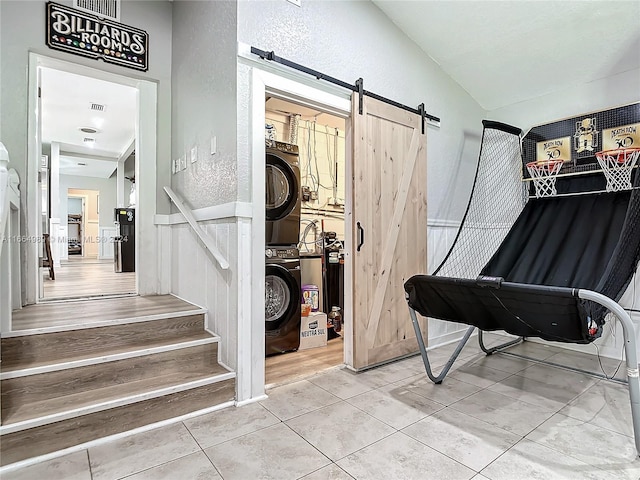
210,136,217,156
190,146,198,163
180,155,187,171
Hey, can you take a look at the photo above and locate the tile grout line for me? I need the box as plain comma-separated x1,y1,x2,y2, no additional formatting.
86,449,94,480
180,423,226,480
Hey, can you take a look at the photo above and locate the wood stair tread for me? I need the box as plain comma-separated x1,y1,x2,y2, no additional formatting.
10,295,202,331
1,330,215,372
1,314,207,370
1,379,236,466
2,364,232,426
2,344,222,410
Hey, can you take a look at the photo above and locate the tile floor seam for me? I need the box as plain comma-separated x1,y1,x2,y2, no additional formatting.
549,409,635,439
198,450,226,480
305,375,374,401
328,427,400,463
279,421,334,468
260,392,342,422
403,404,528,441
514,361,624,384
114,451,200,480
183,404,284,451
294,462,351,480
85,449,94,480
86,447,95,480
396,429,482,476
180,421,225,479
342,393,419,431
399,407,525,473
521,429,629,476
476,436,528,478
448,382,560,414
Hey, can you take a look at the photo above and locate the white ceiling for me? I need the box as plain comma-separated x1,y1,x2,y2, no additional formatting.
373,1,640,111
40,67,137,178
266,97,346,130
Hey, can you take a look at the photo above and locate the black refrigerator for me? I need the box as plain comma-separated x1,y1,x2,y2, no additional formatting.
114,208,135,273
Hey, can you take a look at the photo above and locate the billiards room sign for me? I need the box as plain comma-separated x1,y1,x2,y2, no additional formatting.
46,2,148,71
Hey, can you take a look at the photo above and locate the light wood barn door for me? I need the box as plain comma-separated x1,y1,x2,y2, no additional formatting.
351,95,428,370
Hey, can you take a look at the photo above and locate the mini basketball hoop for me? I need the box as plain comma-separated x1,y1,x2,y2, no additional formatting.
526,160,564,198
595,148,640,192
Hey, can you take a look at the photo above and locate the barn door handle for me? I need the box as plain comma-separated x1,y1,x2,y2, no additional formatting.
357,222,365,252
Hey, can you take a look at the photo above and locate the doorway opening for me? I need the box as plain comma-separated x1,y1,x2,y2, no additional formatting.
264,96,349,387
37,66,138,303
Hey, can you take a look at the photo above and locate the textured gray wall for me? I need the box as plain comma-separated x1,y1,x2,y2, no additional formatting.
0,0,174,216
237,0,487,221
171,0,238,209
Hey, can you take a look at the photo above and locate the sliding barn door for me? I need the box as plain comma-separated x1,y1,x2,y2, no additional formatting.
351,95,428,369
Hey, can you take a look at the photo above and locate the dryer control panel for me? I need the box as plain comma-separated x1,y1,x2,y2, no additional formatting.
266,247,299,259
266,139,299,155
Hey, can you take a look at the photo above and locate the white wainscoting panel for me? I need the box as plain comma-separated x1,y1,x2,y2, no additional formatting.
426,221,468,347
98,227,117,260
171,220,237,370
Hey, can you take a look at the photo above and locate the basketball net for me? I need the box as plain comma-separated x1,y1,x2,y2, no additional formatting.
526,160,564,198
595,148,640,192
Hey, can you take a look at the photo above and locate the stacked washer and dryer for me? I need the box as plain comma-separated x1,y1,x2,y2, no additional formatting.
265,140,302,355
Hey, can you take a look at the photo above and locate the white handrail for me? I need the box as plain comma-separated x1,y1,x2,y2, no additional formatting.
0,142,10,258
164,186,229,270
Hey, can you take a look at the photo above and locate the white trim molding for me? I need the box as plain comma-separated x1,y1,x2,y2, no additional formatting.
234,61,352,404
154,201,252,226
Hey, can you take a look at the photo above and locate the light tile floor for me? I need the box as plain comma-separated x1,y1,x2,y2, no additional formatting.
4,334,640,480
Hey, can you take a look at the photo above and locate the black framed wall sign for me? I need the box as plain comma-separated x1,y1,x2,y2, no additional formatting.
46,2,149,71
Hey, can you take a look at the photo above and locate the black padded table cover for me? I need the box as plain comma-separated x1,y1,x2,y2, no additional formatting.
404,276,591,343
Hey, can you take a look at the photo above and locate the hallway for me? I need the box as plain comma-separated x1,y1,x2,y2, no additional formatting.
42,257,135,300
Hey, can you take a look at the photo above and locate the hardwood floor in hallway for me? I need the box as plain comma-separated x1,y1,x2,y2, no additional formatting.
43,256,135,300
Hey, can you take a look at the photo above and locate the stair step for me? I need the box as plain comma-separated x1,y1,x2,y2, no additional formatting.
0,378,235,466
1,295,236,468
8,294,204,334
1,343,225,427
1,314,207,371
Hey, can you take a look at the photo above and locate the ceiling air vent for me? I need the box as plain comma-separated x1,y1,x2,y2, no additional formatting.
90,103,106,112
73,0,120,21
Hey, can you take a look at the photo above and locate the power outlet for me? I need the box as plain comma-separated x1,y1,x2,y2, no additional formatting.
180,155,187,171
172,158,179,174
301,186,311,202
310,191,318,201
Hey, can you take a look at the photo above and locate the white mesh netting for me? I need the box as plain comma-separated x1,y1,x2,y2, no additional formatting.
434,123,528,280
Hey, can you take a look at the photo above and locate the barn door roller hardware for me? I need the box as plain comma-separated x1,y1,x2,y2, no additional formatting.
251,46,440,128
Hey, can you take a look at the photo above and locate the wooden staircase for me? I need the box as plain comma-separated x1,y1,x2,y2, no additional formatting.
0,295,235,466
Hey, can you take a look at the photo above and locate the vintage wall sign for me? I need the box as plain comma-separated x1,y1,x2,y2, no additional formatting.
602,123,640,151
536,136,572,163
46,2,148,71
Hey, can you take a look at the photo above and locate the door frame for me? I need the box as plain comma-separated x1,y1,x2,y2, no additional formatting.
241,56,352,402
66,193,88,259
26,53,157,304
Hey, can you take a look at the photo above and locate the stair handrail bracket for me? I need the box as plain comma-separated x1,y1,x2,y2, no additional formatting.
163,186,229,270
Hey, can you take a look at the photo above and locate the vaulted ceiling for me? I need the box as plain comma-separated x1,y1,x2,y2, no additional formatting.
373,0,640,111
